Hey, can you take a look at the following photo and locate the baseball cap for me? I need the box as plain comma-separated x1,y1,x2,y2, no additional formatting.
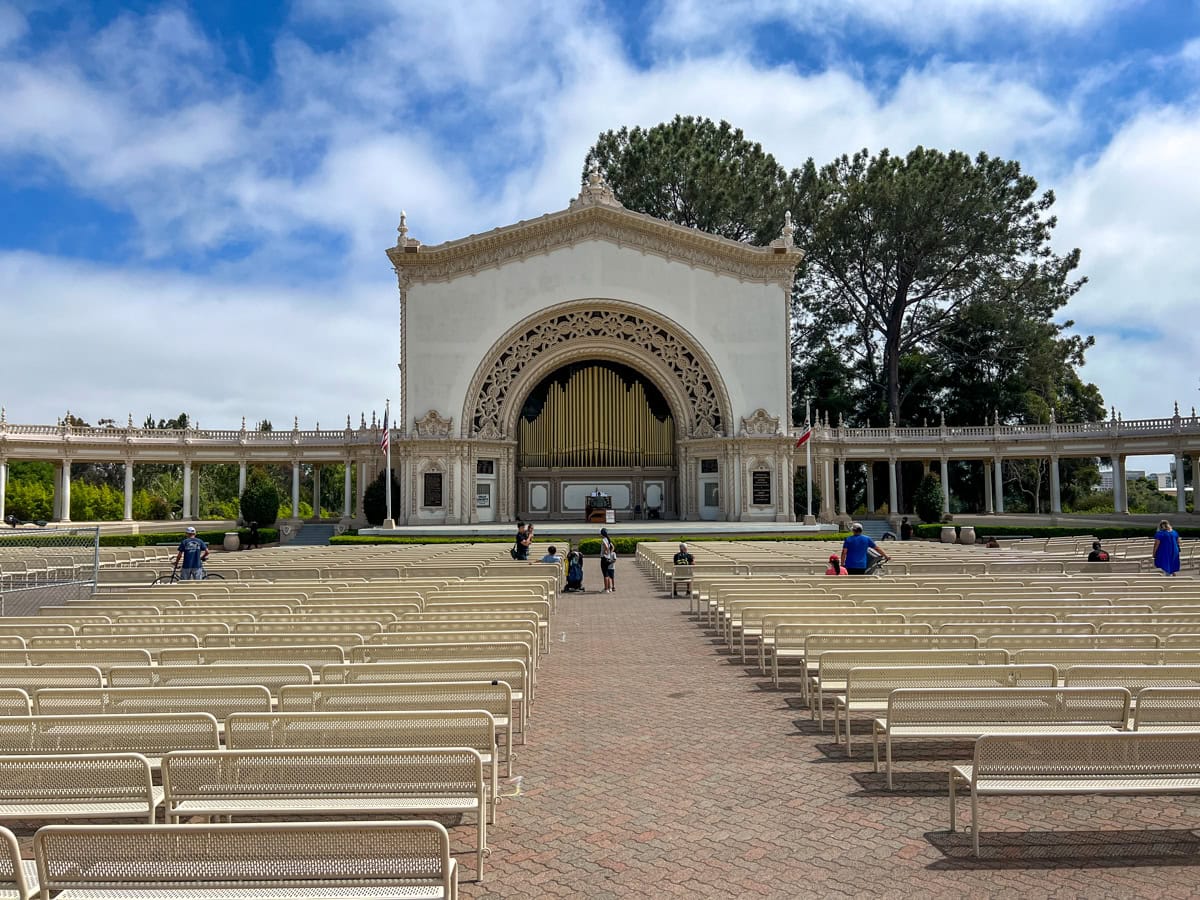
185,526,197,534
828,554,839,562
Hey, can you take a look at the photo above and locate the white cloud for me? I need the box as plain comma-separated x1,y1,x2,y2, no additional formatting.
0,3,26,49
0,251,398,428
651,0,1136,48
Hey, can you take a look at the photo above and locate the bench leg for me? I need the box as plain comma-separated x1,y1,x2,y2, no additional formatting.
948,771,957,832
871,726,880,773
844,714,853,757
886,736,894,790
971,791,980,857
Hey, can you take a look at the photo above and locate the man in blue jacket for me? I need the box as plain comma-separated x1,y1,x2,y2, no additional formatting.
841,522,889,575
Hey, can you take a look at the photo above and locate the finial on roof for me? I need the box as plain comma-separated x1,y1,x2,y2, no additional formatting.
241,416,246,431
1049,407,1055,423
397,211,408,247
360,412,367,429
940,410,946,426
347,414,352,429
293,416,299,431
781,211,795,247
1175,401,1180,417
888,412,894,427
127,413,133,427
571,162,623,210
1,407,6,424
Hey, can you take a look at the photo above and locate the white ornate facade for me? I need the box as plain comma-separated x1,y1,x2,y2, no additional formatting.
385,173,802,523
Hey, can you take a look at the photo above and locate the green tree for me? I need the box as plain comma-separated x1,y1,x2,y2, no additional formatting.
794,147,1087,424
586,115,798,245
913,472,945,523
239,468,281,526
363,468,401,527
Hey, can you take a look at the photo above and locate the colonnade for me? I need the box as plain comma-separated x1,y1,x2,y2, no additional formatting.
2,458,365,525
810,450,1193,519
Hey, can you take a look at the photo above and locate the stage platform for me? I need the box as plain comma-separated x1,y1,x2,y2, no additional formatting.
357,520,837,539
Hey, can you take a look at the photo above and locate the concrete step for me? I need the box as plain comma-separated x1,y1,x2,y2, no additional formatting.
287,524,337,547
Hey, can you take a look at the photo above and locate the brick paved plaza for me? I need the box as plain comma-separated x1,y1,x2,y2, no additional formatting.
462,563,1200,899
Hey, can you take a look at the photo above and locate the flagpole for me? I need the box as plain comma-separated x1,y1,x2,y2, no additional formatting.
805,398,813,522
384,398,393,527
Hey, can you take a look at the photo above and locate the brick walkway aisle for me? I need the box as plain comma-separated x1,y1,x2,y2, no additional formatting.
465,564,1200,899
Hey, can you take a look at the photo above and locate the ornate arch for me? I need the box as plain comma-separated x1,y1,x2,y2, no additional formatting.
462,300,732,440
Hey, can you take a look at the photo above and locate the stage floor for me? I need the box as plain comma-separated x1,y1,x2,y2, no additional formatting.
357,520,835,538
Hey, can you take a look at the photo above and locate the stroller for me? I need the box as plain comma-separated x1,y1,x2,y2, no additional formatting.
564,549,585,592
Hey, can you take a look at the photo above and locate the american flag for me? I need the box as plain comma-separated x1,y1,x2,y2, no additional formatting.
380,409,389,451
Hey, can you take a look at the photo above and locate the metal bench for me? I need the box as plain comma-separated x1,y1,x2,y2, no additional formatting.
0,823,37,900
32,820,458,898
225,709,500,823
162,747,487,880
949,732,1200,856
0,690,29,717
1133,687,1200,732
0,713,220,766
33,685,273,723
767,622,922,686
835,663,1057,754
672,563,693,598
872,687,1129,787
0,753,160,822
108,663,314,700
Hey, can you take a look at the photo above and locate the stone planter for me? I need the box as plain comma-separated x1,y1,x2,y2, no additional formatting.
223,532,240,552
958,525,976,545
940,525,958,544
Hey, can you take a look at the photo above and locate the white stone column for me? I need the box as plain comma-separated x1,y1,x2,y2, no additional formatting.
940,457,951,514
1177,452,1188,514
1113,454,1126,514
312,465,321,519
52,462,63,520
822,457,834,520
0,459,7,523
888,458,898,514
60,460,72,522
356,460,367,520
865,462,875,513
343,460,353,519
181,461,192,521
238,461,247,497
191,468,200,519
291,463,301,518
123,461,134,521
836,458,847,516
984,461,994,514
993,457,1005,514
1050,456,1062,514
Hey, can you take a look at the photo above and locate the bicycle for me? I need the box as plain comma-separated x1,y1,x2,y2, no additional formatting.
151,562,224,585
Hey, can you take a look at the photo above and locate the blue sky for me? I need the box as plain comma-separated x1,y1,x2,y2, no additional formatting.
2,0,1199,459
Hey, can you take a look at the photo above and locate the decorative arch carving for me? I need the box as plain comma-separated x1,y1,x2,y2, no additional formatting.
463,300,732,440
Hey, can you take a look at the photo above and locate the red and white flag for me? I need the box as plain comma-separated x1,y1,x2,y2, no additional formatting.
380,408,389,451
795,424,812,448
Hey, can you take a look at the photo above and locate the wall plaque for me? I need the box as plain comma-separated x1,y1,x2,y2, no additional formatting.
423,472,444,508
751,470,772,505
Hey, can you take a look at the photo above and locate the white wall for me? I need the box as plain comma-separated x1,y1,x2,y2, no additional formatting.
405,239,790,434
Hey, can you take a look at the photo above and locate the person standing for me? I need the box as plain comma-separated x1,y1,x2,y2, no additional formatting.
599,527,617,593
513,522,530,561
1153,519,1181,576
841,522,889,575
899,517,914,541
175,526,209,580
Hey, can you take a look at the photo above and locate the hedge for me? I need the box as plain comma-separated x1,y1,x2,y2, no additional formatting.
915,523,1200,541
330,535,571,547
98,528,279,548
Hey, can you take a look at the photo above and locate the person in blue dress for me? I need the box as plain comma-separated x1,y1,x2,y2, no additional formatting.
840,522,890,575
1153,519,1181,576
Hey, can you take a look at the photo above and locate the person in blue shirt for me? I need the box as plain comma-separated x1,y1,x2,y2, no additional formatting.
841,522,889,575
175,526,209,580
1153,519,1181,576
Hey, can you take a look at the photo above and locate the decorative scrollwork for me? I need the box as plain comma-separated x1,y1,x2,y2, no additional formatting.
469,306,725,438
413,410,453,439
739,408,780,436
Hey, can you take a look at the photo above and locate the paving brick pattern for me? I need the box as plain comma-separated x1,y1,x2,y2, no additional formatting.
461,564,1200,898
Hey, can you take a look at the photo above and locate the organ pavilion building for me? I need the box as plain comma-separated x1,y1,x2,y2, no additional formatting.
388,170,803,525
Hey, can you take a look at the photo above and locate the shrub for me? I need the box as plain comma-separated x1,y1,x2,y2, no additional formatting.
913,473,944,524
914,523,1200,541
239,469,280,526
363,469,402,526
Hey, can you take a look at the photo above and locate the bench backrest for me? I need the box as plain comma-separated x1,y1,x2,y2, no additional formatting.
34,685,273,721
984,634,1161,652
0,689,30,716
107,663,313,698
205,632,366,651
80,622,231,638
28,634,200,652
0,752,154,804
163,747,484,804
885,686,1129,725
804,634,978,659
0,665,103,692
0,648,151,672
817,648,1009,682
226,709,496,755
846,664,1059,701
1133,687,1200,727
279,681,511,720
350,642,533,671
161,645,346,668
233,619,386,636
320,660,528,693
33,821,455,895
970,731,1200,779
938,623,1095,638
1063,665,1200,693
0,823,32,900
1015,648,1200,668
0,712,220,755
